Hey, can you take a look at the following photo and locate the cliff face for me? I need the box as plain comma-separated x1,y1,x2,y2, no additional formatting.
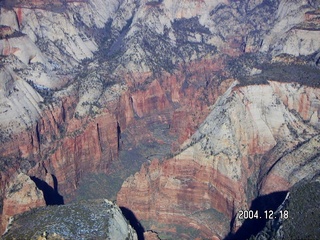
0,59,231,202
117,81,320,239
0,0,319,238
2,173,46,233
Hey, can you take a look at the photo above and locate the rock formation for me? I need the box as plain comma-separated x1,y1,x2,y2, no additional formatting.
2,199,138,240
117,80,320,239
0,0,319,238
2,173,46,234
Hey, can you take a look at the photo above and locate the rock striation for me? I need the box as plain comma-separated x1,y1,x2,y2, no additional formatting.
0,0,319,238
117,80,320,239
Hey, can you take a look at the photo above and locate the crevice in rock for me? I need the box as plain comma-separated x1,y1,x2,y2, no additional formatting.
61,104,66,122
229,200,236,234
225,191,288,240
120,206,145,240
117,121,121,151
96,123,102,153
35,121,41,146
129,96,139,118
30,175,64,206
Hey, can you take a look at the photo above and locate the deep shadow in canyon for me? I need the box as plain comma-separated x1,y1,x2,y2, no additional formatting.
30,175,64,205
120,206,145,240
225,191,288,240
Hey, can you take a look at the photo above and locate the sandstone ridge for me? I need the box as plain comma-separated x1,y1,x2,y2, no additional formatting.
117,80,320,239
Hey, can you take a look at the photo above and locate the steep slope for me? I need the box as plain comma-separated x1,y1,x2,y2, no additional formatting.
0,0,319,238
1,172,46,232
117,80,320,239
247,179,320,240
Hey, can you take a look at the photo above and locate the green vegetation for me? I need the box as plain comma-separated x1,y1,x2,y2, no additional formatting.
256,63,320,87
227,53,320,87
75,173,124,202
282,181,320,240
248,180,320,240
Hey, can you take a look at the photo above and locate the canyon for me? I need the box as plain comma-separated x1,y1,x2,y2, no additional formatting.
117,80,320,239
0,0,319,239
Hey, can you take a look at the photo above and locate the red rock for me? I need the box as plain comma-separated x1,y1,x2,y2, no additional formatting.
1,39,18,56
0,58,230,211
15,8,23,27
305,10,320,22
259,174,291,195
144,231,161,240
117,81,320,239
131,80,172,118
117,158,241,239
1,173,45,232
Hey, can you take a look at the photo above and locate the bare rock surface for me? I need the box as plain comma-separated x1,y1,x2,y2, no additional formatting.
0,0,319,238
2,199,138,240
117,81,320,239
2,173,46,234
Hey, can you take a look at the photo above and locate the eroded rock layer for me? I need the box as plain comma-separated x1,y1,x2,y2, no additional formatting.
0,0,319,238
117,81,320,239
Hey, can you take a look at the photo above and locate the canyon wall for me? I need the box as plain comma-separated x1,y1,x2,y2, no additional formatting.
0,0,319,238
117,81,320,239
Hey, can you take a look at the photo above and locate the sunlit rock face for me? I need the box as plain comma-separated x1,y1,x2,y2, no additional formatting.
117,81,320,239
2,173,46,232
0,0,319,238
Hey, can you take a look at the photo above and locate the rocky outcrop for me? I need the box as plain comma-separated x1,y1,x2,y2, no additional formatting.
0,66,43,142
0,0,120,72
260,2,320,58
0,0,320,237
117,81,320,239
0,26,14,39
2,173,46,233
2,199,138,240
280,9,320,56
